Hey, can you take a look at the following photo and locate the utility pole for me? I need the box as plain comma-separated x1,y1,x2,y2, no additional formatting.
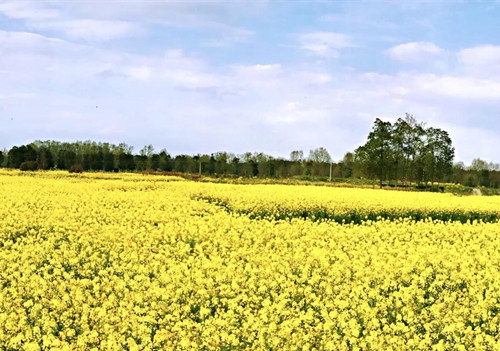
329,162,332,182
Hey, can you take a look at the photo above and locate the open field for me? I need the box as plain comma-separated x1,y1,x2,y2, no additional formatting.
1,170,500,350
196,182,500,223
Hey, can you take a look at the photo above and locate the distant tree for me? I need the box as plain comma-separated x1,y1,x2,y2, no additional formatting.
490,171,500,188
134,155,148,171
37,147,54,170
355,114,454,185
8,145,37,168
392,114,426,183
303,160,313,176
118,143,134,154
214,152,229,175
422,127,454,183
257,157,275,178
58,150,76,170
392,118,407,182
308,147,332,163
230,157,240,175
340,152,355,178
489,162,500,171
469,158,489,171
355,119,393,186
158,150,172,171
288,151,304,176
239,152,257,177
290,150,304,162
140,144,154,169
469,158,491,187
479,169,490,187
270,159,283,178
118,153,135,171
82,153,92,171
93,150,104,170
451,162,466,184
151,154,160,170
206,155,216,174
140,144,154,157
103,150,114,172
174,155,196,173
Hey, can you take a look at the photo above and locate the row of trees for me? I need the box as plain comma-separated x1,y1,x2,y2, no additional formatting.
0,141,347,178
0,115,498,188
452,159,500,188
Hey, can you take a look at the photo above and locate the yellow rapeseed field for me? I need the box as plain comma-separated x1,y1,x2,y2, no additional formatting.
1,169,500,350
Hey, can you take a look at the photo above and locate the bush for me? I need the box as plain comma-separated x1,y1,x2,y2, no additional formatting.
19,161,38,171
69,164,84,173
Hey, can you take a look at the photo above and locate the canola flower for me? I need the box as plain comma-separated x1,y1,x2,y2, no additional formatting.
0,170,500,350
195,182,500,223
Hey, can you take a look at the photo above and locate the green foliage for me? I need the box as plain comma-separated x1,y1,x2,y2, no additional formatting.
1,138,500,194
308,147,331,163
355,118,393,185
355,114,454,186
8,145,37,168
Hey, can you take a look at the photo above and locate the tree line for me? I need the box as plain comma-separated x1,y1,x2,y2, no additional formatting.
0,141,343,178
0,115,499,188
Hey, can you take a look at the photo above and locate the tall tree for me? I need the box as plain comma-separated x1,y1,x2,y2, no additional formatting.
102,144,115,172
37,147,54,170
340,152,355,178
290,150,304,162
214,152,229,175
422,127,455,183
355,118,393,186
469,158,489,171
158,150,172,171
308,147,332,163
151,154,160,170
140,144,154,169
392,114,426,183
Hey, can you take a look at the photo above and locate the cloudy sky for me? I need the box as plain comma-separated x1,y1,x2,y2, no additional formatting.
1,1,500,163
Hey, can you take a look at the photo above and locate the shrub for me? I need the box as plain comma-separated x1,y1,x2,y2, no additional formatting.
69,164,84,173
19,161,38,171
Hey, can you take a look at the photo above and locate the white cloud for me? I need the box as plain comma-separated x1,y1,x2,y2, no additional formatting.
203,27,254,47
3,29,500,163
459,45,500,66
47,0,268,25
458,45,500,77
0,1,59,20
0,0,257,47
413,74,500,100
3,11,500,165
298,32,354,57
386,41,444,62
29,19,142,42
0,30,66,51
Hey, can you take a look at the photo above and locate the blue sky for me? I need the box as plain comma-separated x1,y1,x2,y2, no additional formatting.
1,1,500,164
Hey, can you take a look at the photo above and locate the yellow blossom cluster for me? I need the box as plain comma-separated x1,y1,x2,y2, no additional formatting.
195,182,500,223
1,170,500,350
